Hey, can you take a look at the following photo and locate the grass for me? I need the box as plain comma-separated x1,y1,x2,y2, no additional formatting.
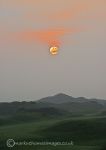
0,116,106,150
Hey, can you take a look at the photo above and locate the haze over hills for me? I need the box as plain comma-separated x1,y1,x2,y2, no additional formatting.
0,93,106,119
38,93,74,104
38,93,106,104
37,93,106,114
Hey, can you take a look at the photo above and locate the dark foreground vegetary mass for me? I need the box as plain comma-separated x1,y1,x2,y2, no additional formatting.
0,93,106,150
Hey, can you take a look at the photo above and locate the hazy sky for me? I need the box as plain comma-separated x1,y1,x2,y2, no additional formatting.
0,0,106,101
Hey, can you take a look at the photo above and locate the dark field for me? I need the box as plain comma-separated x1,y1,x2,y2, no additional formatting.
0,116,106,150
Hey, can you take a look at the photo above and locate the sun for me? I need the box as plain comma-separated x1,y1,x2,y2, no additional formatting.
50,46,58,55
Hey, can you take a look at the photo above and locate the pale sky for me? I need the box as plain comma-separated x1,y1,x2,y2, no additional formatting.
0,0,106,101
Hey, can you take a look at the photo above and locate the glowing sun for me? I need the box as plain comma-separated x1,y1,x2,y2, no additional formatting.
50,46,58,55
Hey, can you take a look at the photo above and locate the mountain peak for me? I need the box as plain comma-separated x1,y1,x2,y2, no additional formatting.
39,93,74,104
54,93,72,98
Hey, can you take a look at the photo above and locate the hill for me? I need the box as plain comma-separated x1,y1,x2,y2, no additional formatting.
0,93,106,125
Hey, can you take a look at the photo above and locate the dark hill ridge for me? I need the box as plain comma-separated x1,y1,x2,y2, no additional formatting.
38,93,74,104
37,93,106,114
0,93,106,120
38,93,106,104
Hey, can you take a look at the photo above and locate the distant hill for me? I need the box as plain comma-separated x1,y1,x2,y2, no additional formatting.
38,93,106,114
38,93,74,104
0,93,106,125
38,93,106,104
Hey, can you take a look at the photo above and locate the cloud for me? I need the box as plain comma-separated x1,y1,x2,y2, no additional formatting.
14,27,82,46
47,0,106,23
47,3,87,22
0,27,81,47
0,0,105,47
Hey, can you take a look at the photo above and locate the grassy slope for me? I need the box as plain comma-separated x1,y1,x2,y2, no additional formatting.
0,116,106,150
